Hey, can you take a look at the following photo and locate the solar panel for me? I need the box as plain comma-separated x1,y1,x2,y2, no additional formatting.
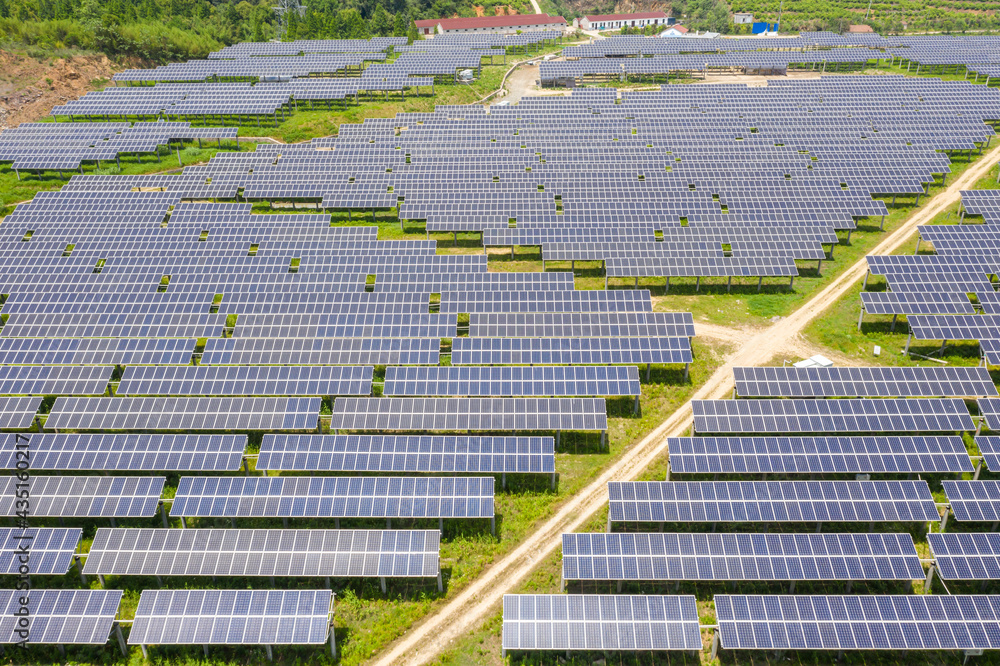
667,436,973,474
129,589,332,646
975,436,1000,471
382,366,640,397
942,480,1000,522
116,365,373,396
0,589,122,644
715,594,1000,651
928,532,1000,580
84,528,440,578
469,312,696,338
607,481,938,524
502,594,701,654
692,399,974,433
170,476,494,520
0,527,81,575
0,365,113,395
978,398,1000,431
330,397,607,432
0,476,164,517
733,366,997,398
256,434,554,474
562,532,924,582
0,397,43,429
0,433,246,471
450,337,692,365
45,397,321,431
200,337,439,366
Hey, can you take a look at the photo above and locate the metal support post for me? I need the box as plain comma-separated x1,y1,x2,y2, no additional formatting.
114,622,128,656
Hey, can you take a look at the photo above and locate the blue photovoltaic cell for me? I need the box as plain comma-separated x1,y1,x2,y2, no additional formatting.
116,365,373,396
942,480,1000,522
607,481,938,524
733,366,997,398
450,337,692,365
84,527,440,578
502,594,701,652
0,527,81,575
715,594,1000,650
0,433,246,471
928,532,1000,580
0,476,164,517
45,396,321,431
666,436,972,474
562,532,924,582
692,399,974,433
257,434,554,473
0,397,43,429
330,397,607,432
0,589,122,644
129,589,332,646
170,476,495,519
974,436,1000,471
383,366,640,397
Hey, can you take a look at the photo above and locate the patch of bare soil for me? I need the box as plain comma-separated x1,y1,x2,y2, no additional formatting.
0,51,132,129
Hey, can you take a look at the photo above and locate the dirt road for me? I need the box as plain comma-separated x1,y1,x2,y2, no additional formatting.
369,140,1000,666
529,0,541,13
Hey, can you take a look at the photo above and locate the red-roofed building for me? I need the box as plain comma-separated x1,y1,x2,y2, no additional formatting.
574,11,670,31
661,24,689,36
418,13,567,35
414,19,439,36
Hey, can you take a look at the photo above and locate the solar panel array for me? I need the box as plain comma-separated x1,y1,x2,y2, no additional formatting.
45,396,321,431
667,436,973,474
12,33,1000,661
607,481,939,525
716,594,1000,651
0,528,81,575
0,433,247,471
256,434,554,474
502,594,701,652
0,589,122,645
928,533,1000,581
692,398,974,433
170,476,494,520
84,528,440,578
129,589,332,646
0,476,164,518
733,366,997,398
562,532,924,582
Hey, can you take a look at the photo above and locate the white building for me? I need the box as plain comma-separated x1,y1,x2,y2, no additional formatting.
573,11,670,31
660,25,690,37
734,12,754,24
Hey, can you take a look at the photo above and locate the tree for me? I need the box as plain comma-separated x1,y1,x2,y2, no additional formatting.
393,11,406,36
407,17,418,43
371,4,390,36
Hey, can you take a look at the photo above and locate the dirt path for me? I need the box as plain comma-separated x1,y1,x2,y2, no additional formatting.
369,140,1000,666
529,0,541,13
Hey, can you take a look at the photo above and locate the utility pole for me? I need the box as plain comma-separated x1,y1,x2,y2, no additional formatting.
272,0,305,40
775,0,783,34
865,0,874,20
